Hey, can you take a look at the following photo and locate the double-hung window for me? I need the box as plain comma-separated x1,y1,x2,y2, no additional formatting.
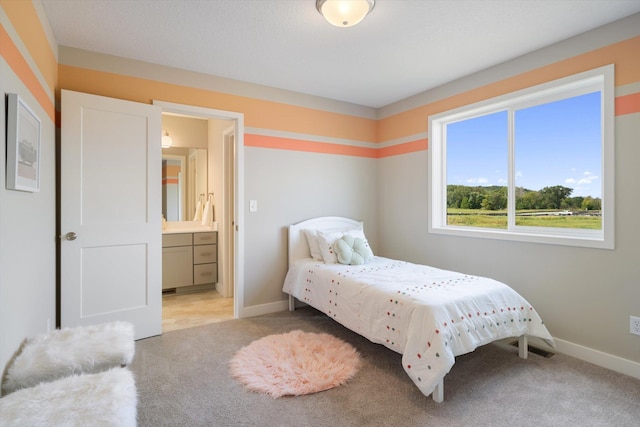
428,65,614,249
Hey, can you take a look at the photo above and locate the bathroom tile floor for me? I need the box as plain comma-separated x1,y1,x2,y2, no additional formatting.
162,289,234,333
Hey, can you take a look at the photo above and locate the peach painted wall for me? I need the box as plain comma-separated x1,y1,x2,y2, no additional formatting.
0,0,57,371
377,15,640,371
57,47,381,309
376,35,640,154
2,1,638,378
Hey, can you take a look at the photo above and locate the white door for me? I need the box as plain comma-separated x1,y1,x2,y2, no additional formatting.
60,90,162,339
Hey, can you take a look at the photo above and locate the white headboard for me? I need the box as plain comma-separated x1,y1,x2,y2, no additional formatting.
288,216,363,265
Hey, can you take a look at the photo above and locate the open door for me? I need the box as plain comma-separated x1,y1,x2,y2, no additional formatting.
60,90,162,339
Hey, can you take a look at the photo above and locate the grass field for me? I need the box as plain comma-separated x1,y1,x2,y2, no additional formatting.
446,209,602,230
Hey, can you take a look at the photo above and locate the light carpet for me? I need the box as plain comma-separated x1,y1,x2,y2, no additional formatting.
131,307,640,426
229,329,361,398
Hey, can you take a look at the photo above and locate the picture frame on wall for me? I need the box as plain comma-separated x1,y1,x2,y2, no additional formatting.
6,93,41,192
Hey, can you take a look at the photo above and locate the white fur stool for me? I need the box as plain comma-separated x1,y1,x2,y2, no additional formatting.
0,367,137,427
1,321,135,395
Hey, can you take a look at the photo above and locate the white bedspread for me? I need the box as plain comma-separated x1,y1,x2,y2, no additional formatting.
283,256,554,398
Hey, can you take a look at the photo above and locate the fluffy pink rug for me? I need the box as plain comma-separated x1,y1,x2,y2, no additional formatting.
229,330,361,398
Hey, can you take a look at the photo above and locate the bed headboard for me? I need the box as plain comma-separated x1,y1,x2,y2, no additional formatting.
288,216,363,265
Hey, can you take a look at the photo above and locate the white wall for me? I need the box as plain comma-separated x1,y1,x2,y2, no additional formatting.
12,2,635,382
377,18,640,370
244,147,378,308
0,8,57,371
162,115,208,149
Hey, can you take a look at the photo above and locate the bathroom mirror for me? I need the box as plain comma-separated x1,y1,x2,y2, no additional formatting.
162,148,207,222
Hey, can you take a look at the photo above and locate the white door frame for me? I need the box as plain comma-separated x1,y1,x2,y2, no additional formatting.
222,125,235,298
153,100,245,318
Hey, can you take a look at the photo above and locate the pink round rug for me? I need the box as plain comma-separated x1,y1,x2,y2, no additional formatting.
229,330,361,398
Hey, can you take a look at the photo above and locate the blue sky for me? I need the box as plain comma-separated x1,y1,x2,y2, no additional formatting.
446,91,602,198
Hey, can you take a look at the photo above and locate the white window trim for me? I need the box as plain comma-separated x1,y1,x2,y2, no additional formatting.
428,64,614,249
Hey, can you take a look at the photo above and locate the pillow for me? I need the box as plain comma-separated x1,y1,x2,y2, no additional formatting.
317,227,373,263
316,230,345,264
302,229,323,261
344,228,373,253
334,235,373,265
345,227,367,242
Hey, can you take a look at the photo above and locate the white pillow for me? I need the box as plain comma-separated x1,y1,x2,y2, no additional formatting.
317,230,344,264
334,235,374,265
345,228,366,241
317,228,372,263
303,229,323,261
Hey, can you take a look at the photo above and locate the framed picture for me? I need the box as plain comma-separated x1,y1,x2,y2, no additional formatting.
6,93,41,192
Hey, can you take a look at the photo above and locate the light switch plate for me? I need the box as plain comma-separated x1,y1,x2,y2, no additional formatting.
249,200,258,212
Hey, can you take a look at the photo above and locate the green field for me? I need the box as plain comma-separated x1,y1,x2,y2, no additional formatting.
446,209,602,230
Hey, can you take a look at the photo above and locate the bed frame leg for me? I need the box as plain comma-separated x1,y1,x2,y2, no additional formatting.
288,295,295,312
518,335,528,359
432,379,444,403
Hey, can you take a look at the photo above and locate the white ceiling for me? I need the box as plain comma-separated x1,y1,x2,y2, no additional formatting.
40,0,640,109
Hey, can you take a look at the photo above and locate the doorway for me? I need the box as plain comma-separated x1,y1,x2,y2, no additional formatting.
154,100,245,324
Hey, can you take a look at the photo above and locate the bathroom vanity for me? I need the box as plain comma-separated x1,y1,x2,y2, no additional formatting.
162,223,218,290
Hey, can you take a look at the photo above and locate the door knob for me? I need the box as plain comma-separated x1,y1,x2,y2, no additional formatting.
65,232,78,241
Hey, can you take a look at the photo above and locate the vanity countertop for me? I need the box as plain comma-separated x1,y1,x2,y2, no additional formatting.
162,221,217,234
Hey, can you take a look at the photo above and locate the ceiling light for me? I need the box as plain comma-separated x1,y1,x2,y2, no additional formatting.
316,0,375,28
161,130,173,148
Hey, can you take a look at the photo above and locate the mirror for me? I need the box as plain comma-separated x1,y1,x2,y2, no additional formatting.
162,148,207,221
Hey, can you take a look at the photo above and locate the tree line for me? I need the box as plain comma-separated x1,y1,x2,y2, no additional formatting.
447,185,601,211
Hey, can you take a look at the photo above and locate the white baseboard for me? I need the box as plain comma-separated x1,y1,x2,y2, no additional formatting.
214,282,226,297
553,338,640,380
241,300,289,318
238,301,640,381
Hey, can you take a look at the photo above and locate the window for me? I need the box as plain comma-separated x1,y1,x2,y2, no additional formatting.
428,65,614,249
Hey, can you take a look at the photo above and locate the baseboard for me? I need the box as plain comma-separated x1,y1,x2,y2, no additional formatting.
241,300,289,318
214,282,229,298
238,301,640,380
553,338,640,380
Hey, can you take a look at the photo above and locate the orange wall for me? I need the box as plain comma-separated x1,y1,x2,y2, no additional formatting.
378,36,640,153
0,0,58,372
54,29,639,161
57,64,377,148
3,1,638,162
0,0,56,122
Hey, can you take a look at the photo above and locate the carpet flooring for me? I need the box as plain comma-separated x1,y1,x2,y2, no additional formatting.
131,307,640,427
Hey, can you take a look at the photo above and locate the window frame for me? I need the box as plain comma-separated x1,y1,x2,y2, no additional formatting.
428,64,614,249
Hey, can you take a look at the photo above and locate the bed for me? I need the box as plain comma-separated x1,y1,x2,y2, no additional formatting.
282,216,555,403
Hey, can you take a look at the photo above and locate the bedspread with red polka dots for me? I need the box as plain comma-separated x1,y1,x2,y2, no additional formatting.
283,256,554,398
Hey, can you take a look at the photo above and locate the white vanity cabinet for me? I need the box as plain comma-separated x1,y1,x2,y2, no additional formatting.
162,231,217,290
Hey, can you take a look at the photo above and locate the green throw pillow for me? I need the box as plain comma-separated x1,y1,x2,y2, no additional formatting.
334,235,373,265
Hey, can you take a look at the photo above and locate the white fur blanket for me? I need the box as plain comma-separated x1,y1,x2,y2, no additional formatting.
0,367,137,426
2,321,135,395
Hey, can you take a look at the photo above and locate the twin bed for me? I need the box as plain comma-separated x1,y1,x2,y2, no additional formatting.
282,216,554,403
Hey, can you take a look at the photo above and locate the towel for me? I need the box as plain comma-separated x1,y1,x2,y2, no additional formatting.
193,200,202,221
201,201,212,226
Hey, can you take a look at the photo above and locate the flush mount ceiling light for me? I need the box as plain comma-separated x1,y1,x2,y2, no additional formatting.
161,130,173,148
316,0,375,27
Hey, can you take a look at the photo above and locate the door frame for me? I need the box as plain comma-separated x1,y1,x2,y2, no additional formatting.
153,100,245,318
222,125,235,298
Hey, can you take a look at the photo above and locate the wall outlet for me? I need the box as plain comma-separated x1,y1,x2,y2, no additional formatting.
630,316,640,336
